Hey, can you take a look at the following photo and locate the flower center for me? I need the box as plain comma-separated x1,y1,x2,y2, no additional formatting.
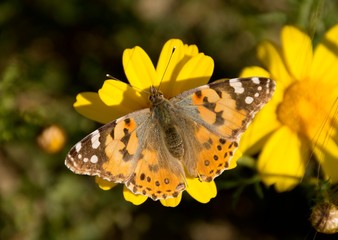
277,80,336,141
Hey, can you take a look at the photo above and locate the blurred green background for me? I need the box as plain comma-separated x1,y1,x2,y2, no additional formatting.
0,0,337,239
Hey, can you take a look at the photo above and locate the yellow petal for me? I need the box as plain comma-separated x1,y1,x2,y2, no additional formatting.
123,46,157,90
185,178,217,203
239,94,281,155
258,126,306,192
98,80,148,114
313,136,338,183
160,193,182,207
311,24,338,87
156,39,184,84
281,25,313,81
123,186,148,205
73,92,118,124
228,148,242,170
156,39,189,96
239,66,271,78
257,41,292,90
37,125,66,153
168,53,214,97
95,176,117,190
183,43,199,55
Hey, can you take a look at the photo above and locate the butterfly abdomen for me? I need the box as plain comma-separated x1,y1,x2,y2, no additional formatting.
163,126,184,158
152,99,184,159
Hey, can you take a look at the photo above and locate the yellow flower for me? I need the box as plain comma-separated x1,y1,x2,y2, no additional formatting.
37,125,66,153
239,25,338,192
73,39,216,207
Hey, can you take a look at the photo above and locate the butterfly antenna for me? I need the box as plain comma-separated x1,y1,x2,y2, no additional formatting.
157,46,176,91
105,73,150,95
105,74,119,80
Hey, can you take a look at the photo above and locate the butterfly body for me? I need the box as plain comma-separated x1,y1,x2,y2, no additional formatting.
66,77,275,200
149,87,185,159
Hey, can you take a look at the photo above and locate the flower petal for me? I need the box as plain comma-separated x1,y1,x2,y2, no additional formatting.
185,178,217,203
123,186,148,205
95,176,117,190
311,24,338,87
160,194,182,207
257,41,292,90
123,46,157,90
156,39,192,96
258,126,307,192
281,25,313,81
73,92,118,124
239,66,271,78
156,39,185,86
169,53,214,97
313,136,338,183
183,44,199,55
228,147,243,170
156,39,213,98
239,108,280,155
98,80,148,116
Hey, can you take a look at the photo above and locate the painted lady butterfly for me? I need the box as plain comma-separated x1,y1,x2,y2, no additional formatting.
65,77,275,200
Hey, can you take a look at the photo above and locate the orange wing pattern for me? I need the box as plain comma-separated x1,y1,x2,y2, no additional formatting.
65,109,150,183
174,77,275,180
126,144,186,200
194,124,238,181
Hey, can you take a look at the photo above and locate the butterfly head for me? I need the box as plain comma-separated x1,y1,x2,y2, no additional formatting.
149,86,165,107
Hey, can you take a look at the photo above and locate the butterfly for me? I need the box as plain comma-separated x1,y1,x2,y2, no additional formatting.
65,77,275,200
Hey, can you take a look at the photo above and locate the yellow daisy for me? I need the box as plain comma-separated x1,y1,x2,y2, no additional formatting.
73,39,217,207
239,25,338,192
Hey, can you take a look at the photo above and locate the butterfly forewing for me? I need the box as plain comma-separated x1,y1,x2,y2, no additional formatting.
65,109,150,183
173,77,276,139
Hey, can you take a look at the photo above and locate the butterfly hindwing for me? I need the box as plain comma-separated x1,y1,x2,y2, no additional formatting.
125,141,186,200
194,124,239,181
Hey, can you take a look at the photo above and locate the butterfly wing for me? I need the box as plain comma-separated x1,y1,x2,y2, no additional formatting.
125,130,186,200
190,123,239,181
65,108,186,200
65,109,151,183
174,77,276,139
172,77,276,180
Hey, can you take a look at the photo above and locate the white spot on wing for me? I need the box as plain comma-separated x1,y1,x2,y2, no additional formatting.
252,77,260,84
245,96,254,104
257,86,262,91
91,130,100,149
90,155,98,163
75,142,82,152
254,93,259,97
265,80,271,94
83,157,88,162
229,78,244,94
